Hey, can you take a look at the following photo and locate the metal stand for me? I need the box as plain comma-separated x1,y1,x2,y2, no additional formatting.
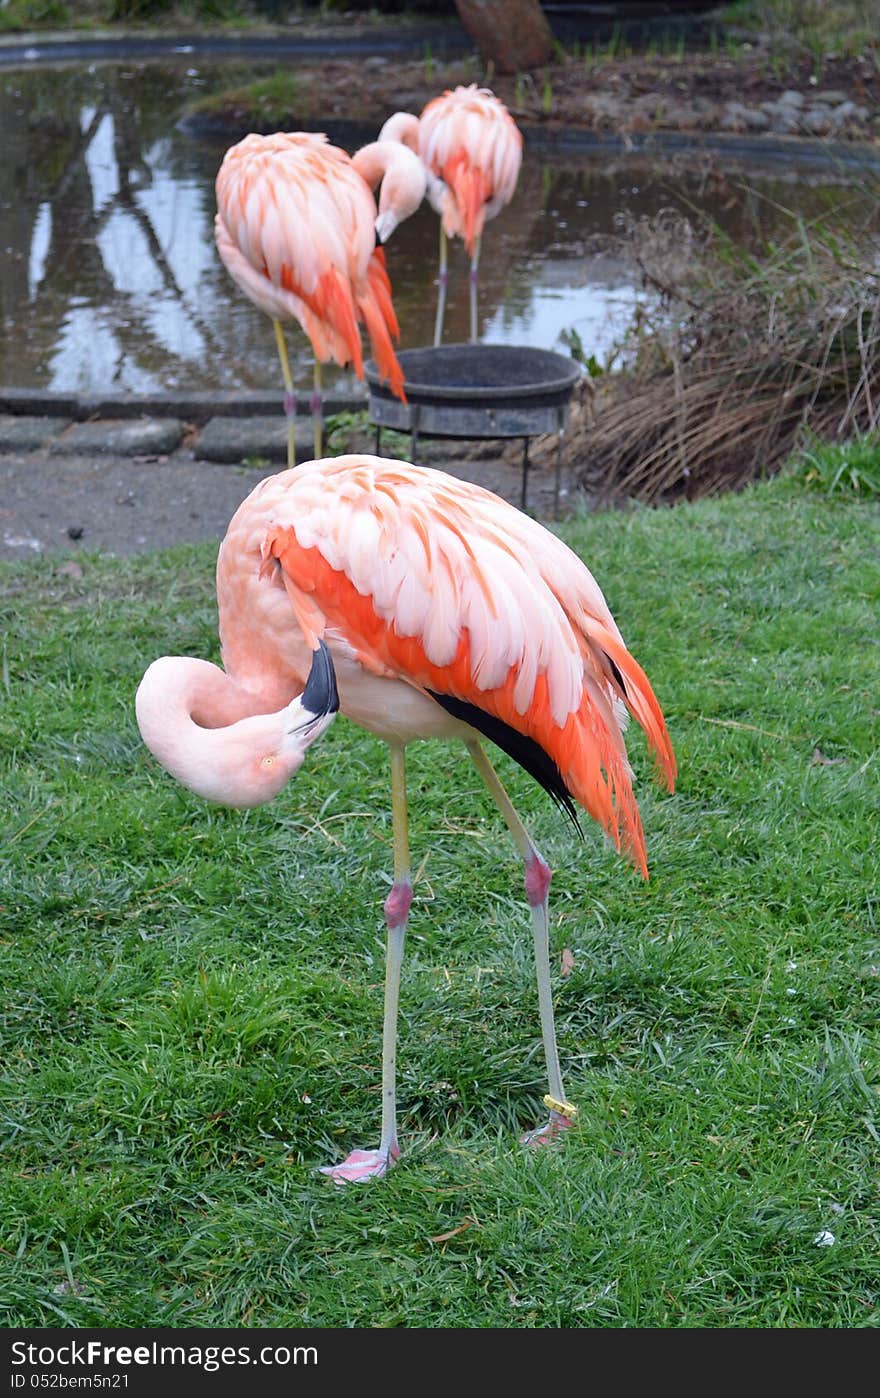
364,344,580,519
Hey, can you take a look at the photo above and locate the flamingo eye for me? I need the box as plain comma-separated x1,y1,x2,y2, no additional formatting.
261,755,275,769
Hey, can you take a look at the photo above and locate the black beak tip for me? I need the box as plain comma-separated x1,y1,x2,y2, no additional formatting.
302,638,339,718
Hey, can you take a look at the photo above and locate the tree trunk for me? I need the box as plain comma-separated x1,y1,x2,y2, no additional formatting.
452,0,554,74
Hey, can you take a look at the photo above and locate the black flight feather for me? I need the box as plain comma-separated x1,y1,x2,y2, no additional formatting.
426,689,583,836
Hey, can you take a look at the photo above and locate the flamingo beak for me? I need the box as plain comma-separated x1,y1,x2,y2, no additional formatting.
292,639,339,737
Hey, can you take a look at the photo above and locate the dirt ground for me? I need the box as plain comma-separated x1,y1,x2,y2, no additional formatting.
0,437,574,563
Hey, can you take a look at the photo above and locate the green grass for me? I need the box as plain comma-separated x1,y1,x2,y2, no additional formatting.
721,0,878,59
0,0,71,31
187,69,303,128
1,477,878,1328
790,432,880,498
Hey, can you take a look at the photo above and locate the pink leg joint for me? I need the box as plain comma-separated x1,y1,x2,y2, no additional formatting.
384,879,413,930
524,853,552,908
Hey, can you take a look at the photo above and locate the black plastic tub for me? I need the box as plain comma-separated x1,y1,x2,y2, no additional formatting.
365,344,582,440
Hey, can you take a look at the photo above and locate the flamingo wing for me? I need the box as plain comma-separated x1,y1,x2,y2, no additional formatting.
255,457,675,874
215,132,390,377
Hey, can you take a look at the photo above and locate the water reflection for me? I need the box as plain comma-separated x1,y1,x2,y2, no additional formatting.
0,59,872,395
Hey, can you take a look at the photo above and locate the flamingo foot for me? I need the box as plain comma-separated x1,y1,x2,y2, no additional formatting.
520,1111,574,1149
318,1145,400,1184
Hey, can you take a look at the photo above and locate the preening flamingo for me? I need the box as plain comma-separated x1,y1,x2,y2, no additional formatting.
214,131,425,463
381,85,523,344
135,455,676,1184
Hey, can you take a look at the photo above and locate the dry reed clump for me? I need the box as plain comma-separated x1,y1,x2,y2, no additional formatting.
567,201,880,505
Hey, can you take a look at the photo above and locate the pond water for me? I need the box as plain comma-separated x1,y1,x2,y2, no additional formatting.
0,58,874,398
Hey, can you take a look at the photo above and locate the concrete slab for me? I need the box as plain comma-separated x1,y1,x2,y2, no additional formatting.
49,417,185,457
194,415,315,464
0,414,71,450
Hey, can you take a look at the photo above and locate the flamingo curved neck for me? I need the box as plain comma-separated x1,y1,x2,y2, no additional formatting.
135,656,305,809
377,111,421,153
352,140,427,242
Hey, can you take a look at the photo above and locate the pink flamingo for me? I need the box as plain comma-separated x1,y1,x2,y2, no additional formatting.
136,454,676,1184
214,131,425,463
381,85,523,344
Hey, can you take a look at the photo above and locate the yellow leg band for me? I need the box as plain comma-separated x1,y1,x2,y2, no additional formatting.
543,1094,578,1120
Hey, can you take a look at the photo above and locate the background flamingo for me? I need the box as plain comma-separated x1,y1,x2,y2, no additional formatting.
381,85,523,344
214,131,425,463
135,454,676,1184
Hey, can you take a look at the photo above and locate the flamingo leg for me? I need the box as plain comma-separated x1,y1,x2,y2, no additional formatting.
433,224,448,347
272,318,297,469
466,739,576,1146
310,359,323,460
469,234,482,343
320,742,409,1183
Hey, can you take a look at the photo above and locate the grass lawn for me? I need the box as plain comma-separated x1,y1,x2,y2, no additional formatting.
1,475,878,1329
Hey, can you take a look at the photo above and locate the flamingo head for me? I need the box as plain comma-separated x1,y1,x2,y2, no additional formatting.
136,641,339,809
